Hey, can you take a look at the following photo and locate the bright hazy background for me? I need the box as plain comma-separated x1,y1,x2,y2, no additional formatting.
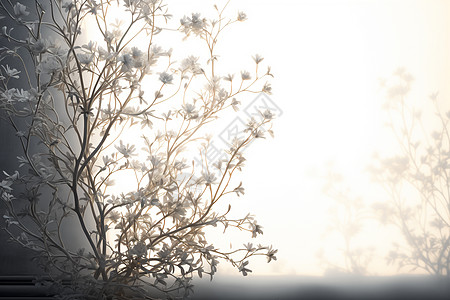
105,0,450,277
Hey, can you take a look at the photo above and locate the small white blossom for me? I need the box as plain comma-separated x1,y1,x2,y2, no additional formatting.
30,39,48,54
201,171,217,185
231,98,240,111
251,221,263,237
224,74,234,82
266,246,278,263
115,141,136,158
15,89,33,102
102,155,114,166
3,214,18,227
207,76,221,92
0,180,12,191
82,41,96,52
130,47,143,59
261,109,274,120
13,2,30,20
37,56,62,74
77,53,94,65
86,1,99,14
262,82,272,94
149,155,163,169
182,103,198,119
1,89,17,103
252,54,264,64
180,13,206,36
238,261,251,276
130,47,145,68
107,210,121,223
159,72,173,84
129,242,147,257
241,71,251,81
1,65,20,79
119,53,135,72
234,182,245,196
181,56,202,74
244,242,255,251
237,11,247,21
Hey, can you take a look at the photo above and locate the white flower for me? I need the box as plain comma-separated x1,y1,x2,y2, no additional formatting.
3,214,18,227
1,192,14,202
217,88,228,102
119,53,134,72
173,160,188,171
102,155,114,166
206,76,221,92
253,129,265,139
181,56,202,74
131,48,145,68
101,104,115,119
131,47,143,60
246,117,257,130
159,72,173,84
0,180,12,191
244,242,255,251
107,210,121,223
180,13,205,36
231,98,240,111
82,41,96,52
30,39,48,54
37,56,62,74
234,182,245,196
261,109,274,120
117,48,142,69
129,242,147,257
86,1,99,14
15,89,33,102
182,103,198,119
151,45,164,56
104,29,121,44
251,221,263,237
97,47,109,60
190,13,204,30
77,53,94,65
266,245,278,263
13,2,29,20
262,82,272,94
252,54,264,64
241,71,251,81
1,89,17,103
149,155,163,169
201,171,217,185
129,160,142,171
115,141,136,158
238,261,252,276
1,65,20,79
237,11,247,21
224,74,234,82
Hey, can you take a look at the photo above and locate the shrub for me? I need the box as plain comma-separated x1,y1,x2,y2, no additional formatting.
0,1,277,298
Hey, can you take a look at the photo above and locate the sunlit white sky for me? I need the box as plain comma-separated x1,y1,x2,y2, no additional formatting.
90,0,450,277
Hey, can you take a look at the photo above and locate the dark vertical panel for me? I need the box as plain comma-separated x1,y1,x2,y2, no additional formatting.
0,1,43,276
